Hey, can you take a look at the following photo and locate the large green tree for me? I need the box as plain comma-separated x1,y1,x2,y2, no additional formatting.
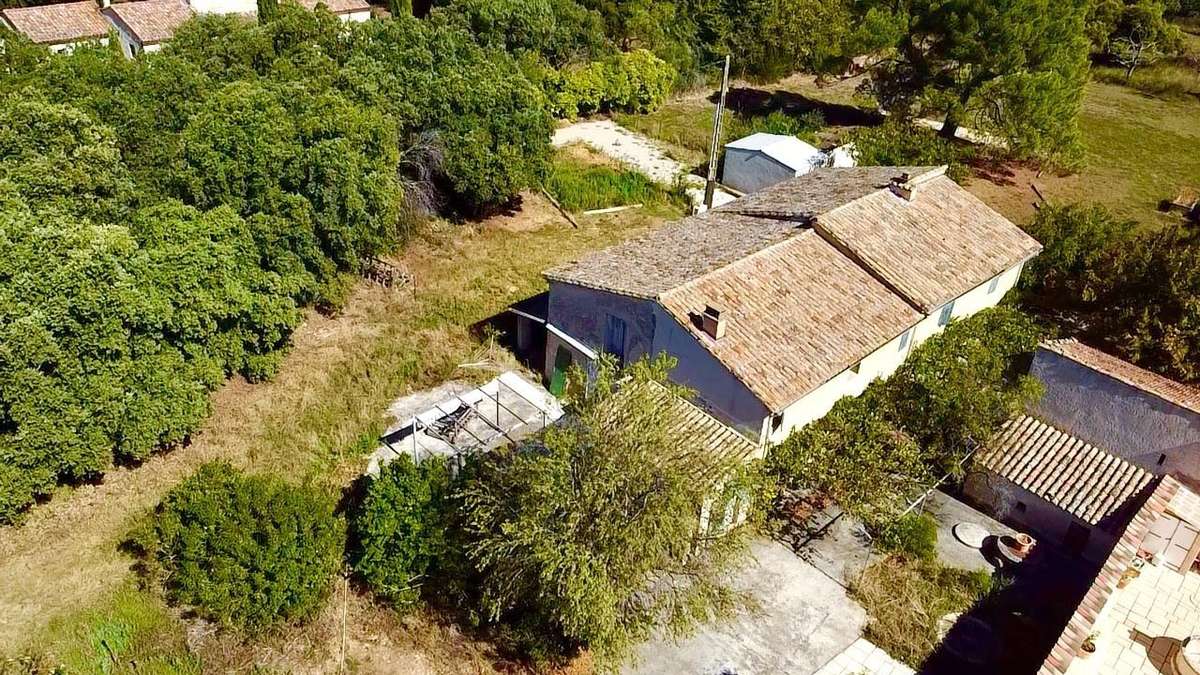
459,356,759,669
865,0,1091,165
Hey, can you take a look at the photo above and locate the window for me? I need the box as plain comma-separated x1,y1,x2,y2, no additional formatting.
770,413,784,433
1159,453,1168,466
987,276,1001,294
1015,501,1027,514
937,301,955,327
850,361,862,375
603,315,627,364
898,329,912,352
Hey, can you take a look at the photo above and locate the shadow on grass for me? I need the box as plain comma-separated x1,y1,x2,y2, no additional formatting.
716,87,885,128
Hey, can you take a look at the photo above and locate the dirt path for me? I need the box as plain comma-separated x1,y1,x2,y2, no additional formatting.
0,292,389,650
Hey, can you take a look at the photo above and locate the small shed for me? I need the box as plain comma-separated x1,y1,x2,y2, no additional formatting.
722,132,825,195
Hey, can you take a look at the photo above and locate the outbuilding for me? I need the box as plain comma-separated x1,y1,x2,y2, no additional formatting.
721,132,825,194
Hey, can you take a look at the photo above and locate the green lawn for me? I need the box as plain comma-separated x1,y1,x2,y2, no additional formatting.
621,75,1200,229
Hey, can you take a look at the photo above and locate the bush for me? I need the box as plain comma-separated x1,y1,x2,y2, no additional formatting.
549,49,675,117
875,513,939,561
845,121,974,181
1020,203,1130,306
130,463,344,633
349,455,453,606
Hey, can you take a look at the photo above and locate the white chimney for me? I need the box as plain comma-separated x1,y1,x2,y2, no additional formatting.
701,305,726,340
889,166,949,201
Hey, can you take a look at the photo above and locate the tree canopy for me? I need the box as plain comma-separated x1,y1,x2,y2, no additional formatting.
458,356,760,669
0,5,556,522
863,0,1091,165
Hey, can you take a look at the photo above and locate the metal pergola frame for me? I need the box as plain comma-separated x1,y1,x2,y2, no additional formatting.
380,376,552,465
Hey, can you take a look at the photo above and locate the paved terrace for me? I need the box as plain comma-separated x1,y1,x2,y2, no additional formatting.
1066,561,1200,675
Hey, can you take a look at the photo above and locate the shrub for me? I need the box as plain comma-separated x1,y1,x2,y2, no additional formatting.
549,49,675,117
349,455,453,606
1020,203,1130,306
845,121,974,181
875,513,939,561
131,463,344,633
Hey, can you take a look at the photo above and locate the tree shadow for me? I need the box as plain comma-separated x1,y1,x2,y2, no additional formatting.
919,543,1094,675
715,87,885,128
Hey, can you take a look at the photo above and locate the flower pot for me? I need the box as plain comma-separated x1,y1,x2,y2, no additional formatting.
1014,533,1035,554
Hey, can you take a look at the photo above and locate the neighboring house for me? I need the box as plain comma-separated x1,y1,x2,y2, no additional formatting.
722,132,825,194
102,0,191,57
1035,475,1200,675
0,0,111,52
1031,339,1200,488
299,0,371,21
965,414,1160,564
536,166,1042,445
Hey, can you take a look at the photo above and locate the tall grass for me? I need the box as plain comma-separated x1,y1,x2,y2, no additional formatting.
20,584,199,674
1092,62,1200,100
544,157,687,212
850,555,994,669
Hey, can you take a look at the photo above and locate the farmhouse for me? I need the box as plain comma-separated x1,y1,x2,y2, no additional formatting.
535,166,1041,444
102,0,192,57
0,0,111,52
1030,338,1200,487
722,132,825,194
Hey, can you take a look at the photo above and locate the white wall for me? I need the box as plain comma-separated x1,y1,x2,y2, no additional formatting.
47,37,109,53
963,471,1122,564
1032,349,1200,485
340,9,370,21
762,261,1026,444
650,305,772,439
188,0,256,14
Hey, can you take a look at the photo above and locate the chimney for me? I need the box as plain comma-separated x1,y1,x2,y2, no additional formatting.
889,166,949,201
98,0,110,7
700,305,726,340
889,172,914,201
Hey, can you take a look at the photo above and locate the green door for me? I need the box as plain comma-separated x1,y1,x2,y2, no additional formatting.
549,346,572,396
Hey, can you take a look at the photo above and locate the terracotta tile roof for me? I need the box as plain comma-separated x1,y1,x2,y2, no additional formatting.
1038,476,1181,675
611,380,760,469
0,0,110,45
102,0,191,45
1042,339,1200,415
544,166,932,299
545,166,1038,413
980,415,1155,526
659,230,921,412
298,0,370,13
814,171,1043,312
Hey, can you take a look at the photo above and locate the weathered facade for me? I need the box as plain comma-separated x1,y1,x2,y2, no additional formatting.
541,166,1041,445
1031,340,1200,487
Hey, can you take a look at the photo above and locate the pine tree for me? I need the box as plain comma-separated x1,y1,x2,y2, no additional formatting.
864,0,1091,166
257,0,278,23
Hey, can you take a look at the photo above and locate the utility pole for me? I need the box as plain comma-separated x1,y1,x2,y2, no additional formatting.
703,54,731,211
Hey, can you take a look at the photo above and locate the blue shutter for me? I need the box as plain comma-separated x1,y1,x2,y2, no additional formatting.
604,315,627,364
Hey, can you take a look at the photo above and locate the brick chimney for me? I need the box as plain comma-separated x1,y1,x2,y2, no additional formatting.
889,166,948,201
701,305,726,340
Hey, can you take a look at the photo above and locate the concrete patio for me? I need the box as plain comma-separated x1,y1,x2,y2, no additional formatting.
626,539,866,675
